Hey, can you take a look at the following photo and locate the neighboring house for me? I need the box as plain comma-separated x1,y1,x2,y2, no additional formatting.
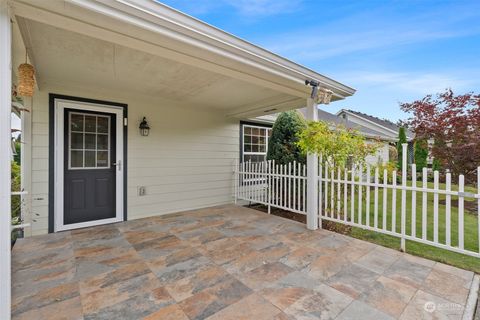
336,109,414,141
242,108,413,165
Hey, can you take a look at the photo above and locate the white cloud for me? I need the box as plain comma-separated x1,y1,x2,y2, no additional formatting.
258,3,480,61
340,71,474,95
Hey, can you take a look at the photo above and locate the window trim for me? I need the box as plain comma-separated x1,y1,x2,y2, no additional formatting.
239,121,272,164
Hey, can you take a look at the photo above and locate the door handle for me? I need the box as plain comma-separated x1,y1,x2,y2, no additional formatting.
113,160,122,171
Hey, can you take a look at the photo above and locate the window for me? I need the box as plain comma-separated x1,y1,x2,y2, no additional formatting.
69,112,111,169
241,124,272,163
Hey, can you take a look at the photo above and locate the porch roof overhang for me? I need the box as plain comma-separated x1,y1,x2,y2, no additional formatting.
10,0,355,118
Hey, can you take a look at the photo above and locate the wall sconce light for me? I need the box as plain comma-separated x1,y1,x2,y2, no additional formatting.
139,117,150,136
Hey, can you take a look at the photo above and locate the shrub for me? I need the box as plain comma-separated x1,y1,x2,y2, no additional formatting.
414,139,428,171
297,120,379,167
11,161,21,223
267,111,306,165
388,145,398,163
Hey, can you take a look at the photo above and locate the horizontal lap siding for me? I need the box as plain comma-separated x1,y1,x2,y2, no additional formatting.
29,88,239,235
127,99,238,221
31,92,49,235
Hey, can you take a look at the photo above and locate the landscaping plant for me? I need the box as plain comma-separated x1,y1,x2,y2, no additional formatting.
401,89,480,181
267,110,306,165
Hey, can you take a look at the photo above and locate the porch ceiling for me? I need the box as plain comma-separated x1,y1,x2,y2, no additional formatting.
15,18,302,116
10,0,355,118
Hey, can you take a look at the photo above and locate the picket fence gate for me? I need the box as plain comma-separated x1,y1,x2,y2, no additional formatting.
234,145,480,258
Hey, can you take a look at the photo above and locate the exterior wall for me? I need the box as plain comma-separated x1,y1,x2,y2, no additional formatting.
365,141,390,166
29,86,239,235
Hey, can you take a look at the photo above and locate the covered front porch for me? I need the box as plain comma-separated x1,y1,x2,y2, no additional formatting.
1,0,351,318
12,205,475,320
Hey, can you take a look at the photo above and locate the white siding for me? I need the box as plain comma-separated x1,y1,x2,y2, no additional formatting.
29,87,239,235
365,142,390,166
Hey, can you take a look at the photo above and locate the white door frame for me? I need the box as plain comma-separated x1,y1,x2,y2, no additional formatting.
54,98,124,232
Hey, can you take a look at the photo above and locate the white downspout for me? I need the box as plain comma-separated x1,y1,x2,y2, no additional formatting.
0,0,12,318
306,97,318,230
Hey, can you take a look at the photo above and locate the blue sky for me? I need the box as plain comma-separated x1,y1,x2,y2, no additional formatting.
160,0,480,122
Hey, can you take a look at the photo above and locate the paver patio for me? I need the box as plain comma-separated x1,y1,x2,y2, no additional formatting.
11,205,476,319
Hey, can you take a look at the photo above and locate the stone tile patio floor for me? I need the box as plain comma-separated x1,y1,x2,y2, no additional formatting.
12,205,477,320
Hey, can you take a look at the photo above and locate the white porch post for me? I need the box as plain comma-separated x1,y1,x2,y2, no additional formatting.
306,97,319,230
0,0,11,318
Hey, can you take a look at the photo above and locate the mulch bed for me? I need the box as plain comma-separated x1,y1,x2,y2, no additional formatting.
439,199,478,214
248,204,351,235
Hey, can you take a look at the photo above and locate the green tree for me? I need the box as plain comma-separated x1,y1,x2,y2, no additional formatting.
397,127,407,169
297,121,379,218
414,139,428,171
296,121,378,167
267,111,306,165
11,161,21,223
13,135,21,165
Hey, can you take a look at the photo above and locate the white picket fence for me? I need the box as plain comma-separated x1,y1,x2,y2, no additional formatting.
234,145,480,258
235,161,307,215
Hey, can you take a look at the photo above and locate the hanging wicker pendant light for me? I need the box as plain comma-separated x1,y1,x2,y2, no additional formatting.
18,63,35,97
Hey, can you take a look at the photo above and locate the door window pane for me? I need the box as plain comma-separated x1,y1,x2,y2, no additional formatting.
84,115,96,132
85,134,96,149
71,151,83,168
71,133,83,149
97,117,109,133
69,112,111,169
97,135,108,150
97,151,108,167
71,114,83,131
85,151,96,167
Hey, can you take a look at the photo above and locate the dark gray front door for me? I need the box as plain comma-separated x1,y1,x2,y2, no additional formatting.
64,109,116,225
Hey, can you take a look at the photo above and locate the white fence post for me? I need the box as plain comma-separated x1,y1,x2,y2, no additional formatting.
306,97,318,230
422,167,428,240
366,165,371,227
401,143,407,252
458,175,465,250
267,160,271,214
318,155,323,228
411,164,417,238
446,172,451,247
433,170,439,243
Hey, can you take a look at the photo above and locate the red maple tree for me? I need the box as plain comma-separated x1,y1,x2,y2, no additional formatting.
400,89,480,181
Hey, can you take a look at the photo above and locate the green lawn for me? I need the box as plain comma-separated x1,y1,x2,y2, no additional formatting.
324,180,480,272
